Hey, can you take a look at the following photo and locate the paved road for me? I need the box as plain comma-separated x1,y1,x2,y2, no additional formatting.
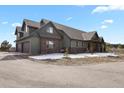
0,52,124,88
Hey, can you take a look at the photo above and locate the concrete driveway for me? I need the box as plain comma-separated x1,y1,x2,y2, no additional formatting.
0,52,124,88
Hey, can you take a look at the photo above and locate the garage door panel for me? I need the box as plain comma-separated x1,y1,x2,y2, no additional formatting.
17,44,22,52
23,42,30,53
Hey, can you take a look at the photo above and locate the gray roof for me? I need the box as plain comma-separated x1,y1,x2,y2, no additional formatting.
17,19,100,41
15,26,22,35
41,19,97,40
82,31,97,40
24,19,40,28
99,37,104,42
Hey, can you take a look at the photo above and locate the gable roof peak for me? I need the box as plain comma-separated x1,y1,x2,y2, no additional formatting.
15,26,22,35
23,19,40,28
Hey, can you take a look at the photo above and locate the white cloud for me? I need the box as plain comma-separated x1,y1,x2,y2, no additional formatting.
1,21,8,24
100,19,113,29
101,25,108,29
92,5,124,14
102,19,114,24
66,17,72,21
12,23,21,27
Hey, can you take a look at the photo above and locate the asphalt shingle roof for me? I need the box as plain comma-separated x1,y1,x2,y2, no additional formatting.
41,19,97,40
82,31,97,40
24,19,40,28
15,26,22,35
17,19,100,41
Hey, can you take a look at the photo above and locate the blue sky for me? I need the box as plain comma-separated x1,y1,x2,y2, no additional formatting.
0,5,124,47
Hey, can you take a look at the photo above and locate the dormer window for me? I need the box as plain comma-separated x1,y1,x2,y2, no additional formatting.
47,27,53,33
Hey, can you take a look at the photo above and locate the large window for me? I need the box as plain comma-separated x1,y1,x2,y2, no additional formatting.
46,40,54,49
47,27,53,33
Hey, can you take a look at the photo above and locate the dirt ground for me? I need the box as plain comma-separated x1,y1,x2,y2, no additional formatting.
0,52,124,88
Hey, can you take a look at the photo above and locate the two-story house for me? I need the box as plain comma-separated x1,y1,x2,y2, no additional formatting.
15,19,106,55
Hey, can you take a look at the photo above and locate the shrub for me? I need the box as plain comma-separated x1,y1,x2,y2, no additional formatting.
0,40,12,51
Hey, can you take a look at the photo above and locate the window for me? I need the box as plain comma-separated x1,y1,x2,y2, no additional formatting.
20,32,24,38
77,41,82,48
18,33,20,38
46,40,54,49
25,25,28,32
47,27,53,33
71,40,76,47
82,42,88,48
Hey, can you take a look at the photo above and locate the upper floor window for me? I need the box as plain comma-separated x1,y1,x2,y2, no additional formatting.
17,32,24,38
47,27,53,33
18,33,20,38
25,25,28,32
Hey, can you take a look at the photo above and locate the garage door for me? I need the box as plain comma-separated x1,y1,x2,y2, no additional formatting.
17,43,22,52
23,42,30,53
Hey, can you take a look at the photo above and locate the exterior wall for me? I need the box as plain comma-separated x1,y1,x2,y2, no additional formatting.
16,38,31,54
30,37,41,55
37,23,64,54
23,41,30,53
16,37,104,55
70,40,88,53
40,38,62,54
57,30,71,48
15,21,105,55
88,41,104,53
16,23,63,55
29,26,38,33
16,43,22,52
101,43,106,52
16,37,41,55
38,23,61,40
62,34,70,48
70,40,105,53
22,23,29,37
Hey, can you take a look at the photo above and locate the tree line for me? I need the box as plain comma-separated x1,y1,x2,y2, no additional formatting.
106,43,124,49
